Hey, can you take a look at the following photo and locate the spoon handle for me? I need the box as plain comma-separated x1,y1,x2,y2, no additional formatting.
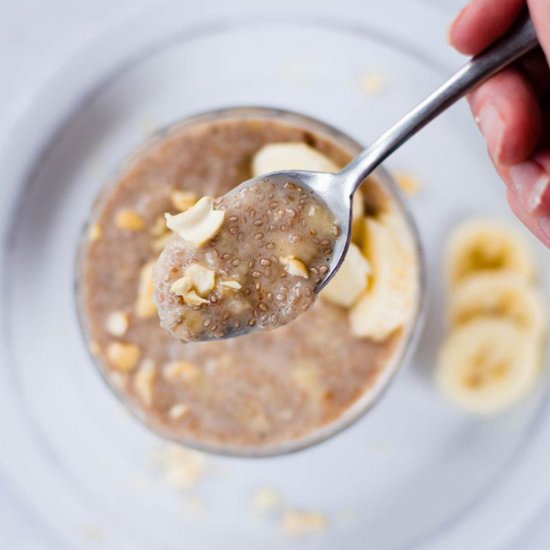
339,13,539,193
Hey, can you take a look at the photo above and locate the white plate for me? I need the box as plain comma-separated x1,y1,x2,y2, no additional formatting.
1,1,550,548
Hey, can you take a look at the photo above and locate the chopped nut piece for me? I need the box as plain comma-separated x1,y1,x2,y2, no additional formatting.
88,223,102,242
135,262,157,319
165,196,225,247
395,171,422,196
153,445,206,490
169,403,190,420
282,509,327,536
280,256,309,279
219,279,242,290
184,264,216,296
134,359,156,407
184,290,209,306
171,190,198,211
171,277,210,306
359,72,385,95
254,488,283,513
115,209,145,231
171,264,216,306
105,311,129,337
170,277,192,295
106,342,140,372
163,360,201,383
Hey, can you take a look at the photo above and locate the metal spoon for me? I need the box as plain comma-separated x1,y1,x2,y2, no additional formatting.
235,14,538,292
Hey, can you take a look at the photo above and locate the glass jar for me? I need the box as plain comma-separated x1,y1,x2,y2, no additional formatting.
75,106,426,457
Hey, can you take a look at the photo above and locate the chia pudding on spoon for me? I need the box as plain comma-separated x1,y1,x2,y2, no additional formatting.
154,178,339,342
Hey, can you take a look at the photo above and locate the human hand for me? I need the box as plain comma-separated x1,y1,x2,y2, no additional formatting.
449,0,550,247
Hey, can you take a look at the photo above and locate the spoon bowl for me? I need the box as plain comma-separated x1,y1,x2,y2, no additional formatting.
231,169,353,292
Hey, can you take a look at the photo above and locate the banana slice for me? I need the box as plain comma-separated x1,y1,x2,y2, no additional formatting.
378,210,415,257
321,242,370,308
349,217,416,340
436,318,540,414
450,272,547,338
252,142,340,176
446,218,535,288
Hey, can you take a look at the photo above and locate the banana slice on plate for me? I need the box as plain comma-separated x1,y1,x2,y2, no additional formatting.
446,218,535,288
436,318,541,414
252,142,340,176
349,217,416,340
321,242,370,308
450,272,547,339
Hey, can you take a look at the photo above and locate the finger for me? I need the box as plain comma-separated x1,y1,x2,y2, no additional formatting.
527,0,550,67
496,98,550,217
517,48,550,99
449,0,525,55
501,155,550,214
506,186,550,248
467,68,542,165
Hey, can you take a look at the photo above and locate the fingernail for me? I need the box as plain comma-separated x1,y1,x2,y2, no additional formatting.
478,104,504,163
509,162,550,214
538,216,550,240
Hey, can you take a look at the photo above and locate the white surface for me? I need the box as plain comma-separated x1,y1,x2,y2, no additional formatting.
2,1,550,549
